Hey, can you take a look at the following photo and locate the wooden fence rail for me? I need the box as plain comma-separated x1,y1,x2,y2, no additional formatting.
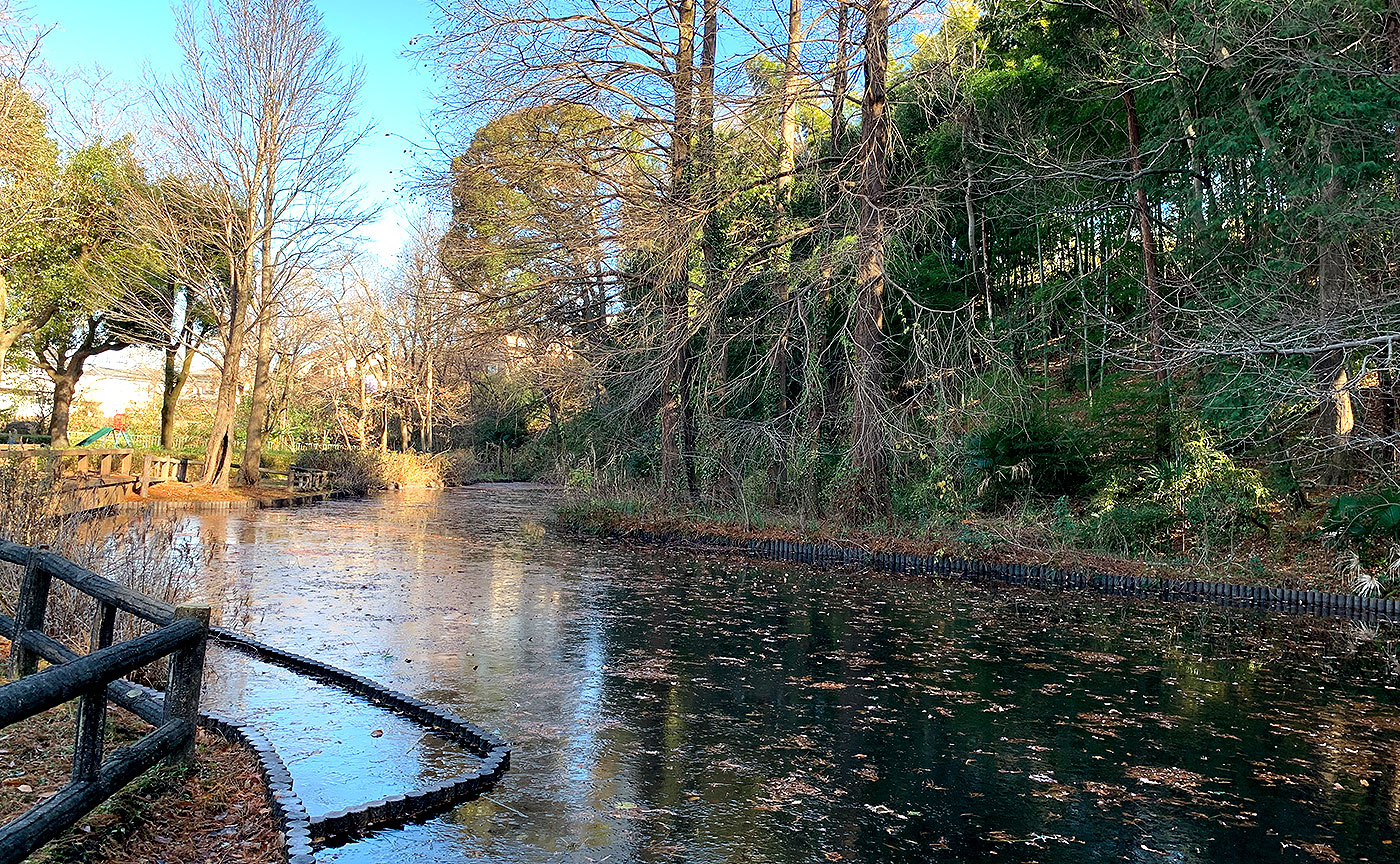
0,446,337,498
0,542,209,864
0,446,134,481
256,466,333,492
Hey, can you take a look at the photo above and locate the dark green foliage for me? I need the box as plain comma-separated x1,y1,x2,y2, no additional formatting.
1073,430,1268,553
1325,490,1400,546
964,415,1090,504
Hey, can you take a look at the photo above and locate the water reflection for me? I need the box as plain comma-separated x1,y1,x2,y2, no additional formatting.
189,484,1400,863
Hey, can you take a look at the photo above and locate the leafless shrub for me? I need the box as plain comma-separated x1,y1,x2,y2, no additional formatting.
0,456,210,686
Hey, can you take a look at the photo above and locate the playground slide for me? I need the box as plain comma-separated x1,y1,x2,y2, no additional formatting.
73,427,115,448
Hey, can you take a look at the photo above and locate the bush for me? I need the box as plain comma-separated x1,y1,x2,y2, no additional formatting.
437,449,482,485
292,449,387,494
963,415,1090,505
1074,427,1268,553
0,456,209,686
894,452,965,524
1324,488,1400,596
1325,489,1400,546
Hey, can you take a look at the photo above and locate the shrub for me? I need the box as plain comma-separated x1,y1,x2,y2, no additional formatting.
0,456,209,686
1324,488,1400,596
1325,489,1400,546
1076,428,1268,553
963,415,1090,505
436,449,483,485
894,452,965,524
292,449,386,494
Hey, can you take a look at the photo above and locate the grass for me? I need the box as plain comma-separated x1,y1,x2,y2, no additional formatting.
556,490,1349,592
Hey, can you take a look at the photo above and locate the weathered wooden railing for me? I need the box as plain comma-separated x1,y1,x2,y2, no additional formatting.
259,466,334,492
0,446,135,481
137,455,199,494
0,541,209,864
0,446,203,498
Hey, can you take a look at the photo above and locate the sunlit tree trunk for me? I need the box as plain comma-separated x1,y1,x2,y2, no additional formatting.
239,236,277,485
849,0,890,515
203,250,253,490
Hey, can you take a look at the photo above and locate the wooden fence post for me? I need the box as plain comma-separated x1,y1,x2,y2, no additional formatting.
70,680,108,783
8,548,52,678
74,599,119,779
163,602,210,765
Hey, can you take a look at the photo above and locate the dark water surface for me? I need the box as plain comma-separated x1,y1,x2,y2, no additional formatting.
189,484,1400,864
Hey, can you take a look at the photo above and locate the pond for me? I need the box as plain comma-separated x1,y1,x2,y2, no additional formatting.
188,483,1400,864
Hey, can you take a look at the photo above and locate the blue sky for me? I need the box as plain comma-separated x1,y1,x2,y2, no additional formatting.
33,0,442,264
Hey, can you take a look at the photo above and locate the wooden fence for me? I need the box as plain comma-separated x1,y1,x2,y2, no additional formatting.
0,445,135,480
0,447,334,497
0,541,209,864
137,455,199,494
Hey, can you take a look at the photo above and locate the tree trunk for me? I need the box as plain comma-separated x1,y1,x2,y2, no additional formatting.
0,332,14,386
1380,368,1397,465
48,375,78,449
239,234,277,485
1314,129,1354,483
759,0,804,497
830,2,850,149
801,1,849,516
1123,89,1172,458
357,369,368,448
964,173,982,323
201,253,252,490
159,339,196,450
660,0,696,501
849,0,891,515
423,354,435,452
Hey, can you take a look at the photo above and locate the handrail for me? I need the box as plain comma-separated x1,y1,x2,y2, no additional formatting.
0,619,202,726
0,721,192,863
0,542,175,625
0,542,211,864
0,614,165,724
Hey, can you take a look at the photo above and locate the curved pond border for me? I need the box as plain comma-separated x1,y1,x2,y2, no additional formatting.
209,627,512,845
617,530,1400,623
90,681,317,861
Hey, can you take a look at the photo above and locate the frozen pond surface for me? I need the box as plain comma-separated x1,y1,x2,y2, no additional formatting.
191,483,1400,863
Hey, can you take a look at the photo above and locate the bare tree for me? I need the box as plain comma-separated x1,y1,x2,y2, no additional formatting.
152,0,370,488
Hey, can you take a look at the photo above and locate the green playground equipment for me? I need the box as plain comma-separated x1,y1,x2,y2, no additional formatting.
73,427,134,448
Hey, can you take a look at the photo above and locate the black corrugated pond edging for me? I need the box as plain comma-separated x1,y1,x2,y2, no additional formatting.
70,681,316,862
209,627,511,846
200,709,316,863
615,529,1400,625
